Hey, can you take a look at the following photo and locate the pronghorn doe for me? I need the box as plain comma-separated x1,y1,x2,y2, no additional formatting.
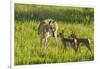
69,32,91,52
59,30,77,52
38,19,58,49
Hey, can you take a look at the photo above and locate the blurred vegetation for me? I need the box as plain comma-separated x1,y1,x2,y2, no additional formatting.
15,4,94,24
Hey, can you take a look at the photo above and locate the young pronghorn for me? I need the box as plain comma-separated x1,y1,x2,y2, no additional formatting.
69,32,91,52
38,19,58,49
59,30,77,52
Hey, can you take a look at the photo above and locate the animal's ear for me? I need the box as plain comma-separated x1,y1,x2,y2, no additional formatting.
49,20,52,24
52,20,55,23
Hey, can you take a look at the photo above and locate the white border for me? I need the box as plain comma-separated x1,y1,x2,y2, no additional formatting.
14,0,95,8
11,0,95,69
10,0,14,68
0,0,10,69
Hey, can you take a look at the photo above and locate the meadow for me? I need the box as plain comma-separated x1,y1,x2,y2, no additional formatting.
14,4,94,65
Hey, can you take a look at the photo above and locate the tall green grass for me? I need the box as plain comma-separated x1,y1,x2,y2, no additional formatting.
15,4,94,23
14,4,94,65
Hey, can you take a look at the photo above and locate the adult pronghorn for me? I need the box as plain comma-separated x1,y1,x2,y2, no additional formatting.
38,19,58,49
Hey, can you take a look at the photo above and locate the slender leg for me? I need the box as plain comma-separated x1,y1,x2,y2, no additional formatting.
76,43,79,52
40,37,44,55
45,38,48,49
87,44,91,52
63,45,66,53
86,43,92,55
40,37,43,48
54,32,57,45
77,43,82,54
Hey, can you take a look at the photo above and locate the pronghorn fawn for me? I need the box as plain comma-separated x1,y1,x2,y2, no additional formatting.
69,32,91,53
59,30,77,52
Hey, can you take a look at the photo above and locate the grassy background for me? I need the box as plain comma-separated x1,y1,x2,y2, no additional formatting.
14,4,94,65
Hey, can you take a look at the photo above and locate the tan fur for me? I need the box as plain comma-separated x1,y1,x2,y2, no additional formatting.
38,19,58,49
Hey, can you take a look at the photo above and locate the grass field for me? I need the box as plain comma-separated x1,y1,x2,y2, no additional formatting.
14,4,94,65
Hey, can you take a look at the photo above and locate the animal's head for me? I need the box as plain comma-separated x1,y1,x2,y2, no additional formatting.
48,20,57,37
58,30,64,38
68,31,77,38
